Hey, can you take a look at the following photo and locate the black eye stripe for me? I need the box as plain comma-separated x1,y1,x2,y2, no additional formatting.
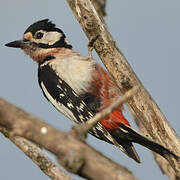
36,32,44,39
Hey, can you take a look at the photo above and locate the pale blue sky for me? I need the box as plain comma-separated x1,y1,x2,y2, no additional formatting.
1,1,180,180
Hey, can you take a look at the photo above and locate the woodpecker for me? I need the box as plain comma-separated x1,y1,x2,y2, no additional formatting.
5,19,179,163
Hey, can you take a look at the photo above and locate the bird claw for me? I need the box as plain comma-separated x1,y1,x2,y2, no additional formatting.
88,35,99,59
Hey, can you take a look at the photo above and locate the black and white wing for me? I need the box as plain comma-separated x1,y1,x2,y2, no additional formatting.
38,63,114,144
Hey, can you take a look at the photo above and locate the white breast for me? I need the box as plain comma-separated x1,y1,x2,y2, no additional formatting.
49,55,95,95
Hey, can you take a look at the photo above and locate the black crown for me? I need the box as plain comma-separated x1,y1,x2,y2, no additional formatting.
24,19,64,36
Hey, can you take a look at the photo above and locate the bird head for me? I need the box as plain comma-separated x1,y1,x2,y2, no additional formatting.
5,19,72,62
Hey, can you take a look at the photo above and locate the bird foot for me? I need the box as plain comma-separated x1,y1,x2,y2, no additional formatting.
88,35,99,59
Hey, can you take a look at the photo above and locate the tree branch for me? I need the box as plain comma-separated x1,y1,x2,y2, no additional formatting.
65,0,180,179
0,128,72,180
0,98,138,180
90,0,106,20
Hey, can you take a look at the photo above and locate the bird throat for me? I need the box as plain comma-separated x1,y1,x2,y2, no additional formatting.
24,48,61,63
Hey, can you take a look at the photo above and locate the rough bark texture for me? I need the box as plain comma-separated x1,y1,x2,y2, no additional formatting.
0,130,72,180
65,0,180,179
90,0,106,19
0,98,138,180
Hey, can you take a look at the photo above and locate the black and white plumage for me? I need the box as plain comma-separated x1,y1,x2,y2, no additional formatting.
5,19,179,163
38,52,114,144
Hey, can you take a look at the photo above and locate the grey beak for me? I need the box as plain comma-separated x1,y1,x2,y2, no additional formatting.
5,40,25,48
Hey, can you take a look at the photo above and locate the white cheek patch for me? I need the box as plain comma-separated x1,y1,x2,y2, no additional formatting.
35,31,63,45
64,39,71,46
44,31,63,45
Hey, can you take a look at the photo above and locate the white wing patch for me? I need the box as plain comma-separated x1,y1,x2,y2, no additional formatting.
41,82,77,122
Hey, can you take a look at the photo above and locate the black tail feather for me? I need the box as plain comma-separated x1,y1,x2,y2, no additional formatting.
120,141,141,163
110,130,141,163
110,123,179,162
119,123,179,160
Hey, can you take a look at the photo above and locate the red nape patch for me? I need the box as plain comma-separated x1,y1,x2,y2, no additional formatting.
100,110,130,131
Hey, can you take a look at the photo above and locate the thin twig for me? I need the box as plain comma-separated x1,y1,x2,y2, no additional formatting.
73,86,139,135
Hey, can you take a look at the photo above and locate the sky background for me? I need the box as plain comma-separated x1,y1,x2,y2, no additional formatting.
1,1,180,180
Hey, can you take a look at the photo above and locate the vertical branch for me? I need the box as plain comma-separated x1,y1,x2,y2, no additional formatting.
65,0,180,179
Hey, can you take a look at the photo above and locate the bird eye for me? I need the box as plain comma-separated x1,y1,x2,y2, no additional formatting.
35,32,44,39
